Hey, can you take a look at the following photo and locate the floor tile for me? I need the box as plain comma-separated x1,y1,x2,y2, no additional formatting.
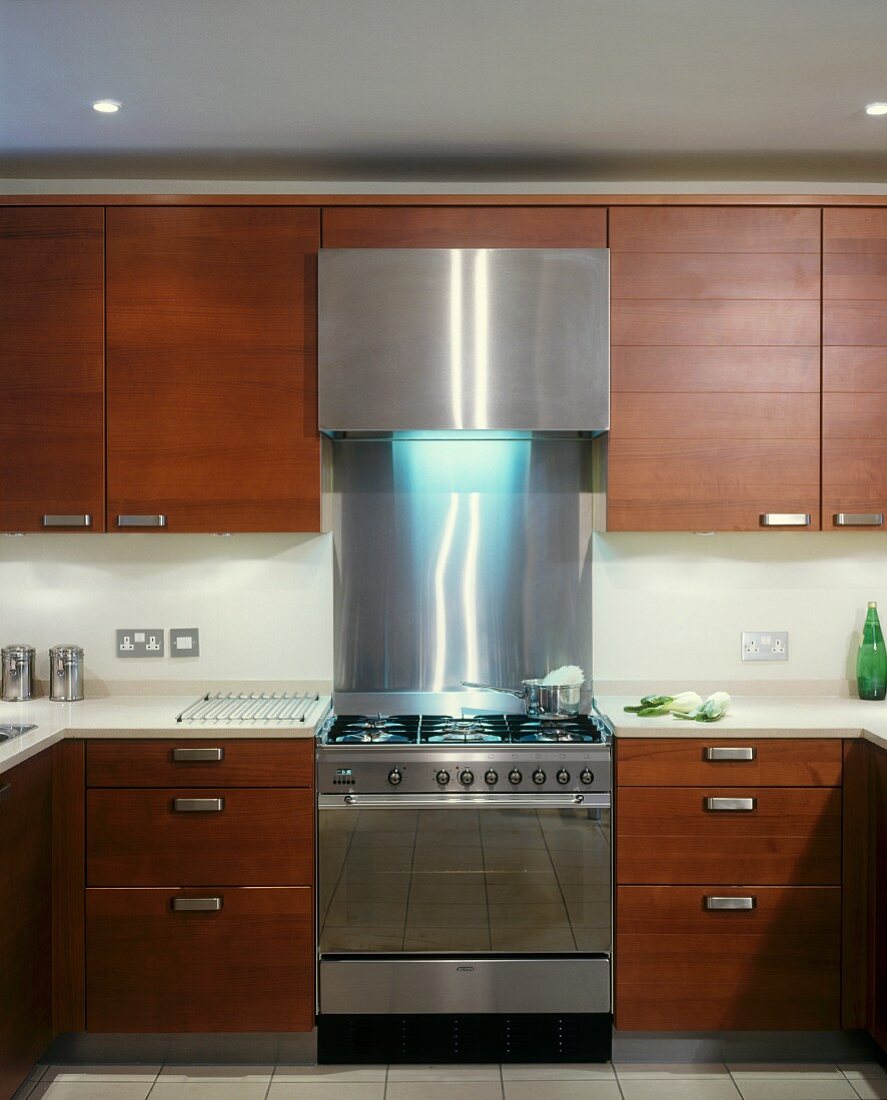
841,1066,887,1080
273,1065,387,1082
386,1084,502,1100
387,1063,501,1081
729,1066,846,1079
618,1080,741,1100
731,1078,858,1100
616,1063,730,1078
29,1084,153,1100
267,1084,385,1100
150,1085,269,1100
502,1063,616,1080
42,1066,160,1083
504,1082,621,1100
846,1077,887,1100
157,1065,273,1083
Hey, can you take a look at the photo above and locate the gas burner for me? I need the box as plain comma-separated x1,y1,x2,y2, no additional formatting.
513,717,593,743
421,717,506,744
350,715,402,732
338,731,411,744
427,731,503,744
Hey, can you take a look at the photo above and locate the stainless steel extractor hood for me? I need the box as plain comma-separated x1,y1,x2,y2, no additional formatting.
318,248,609,436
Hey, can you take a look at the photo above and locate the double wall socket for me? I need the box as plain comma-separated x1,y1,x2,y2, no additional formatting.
116,629,165,658
742,631,789,661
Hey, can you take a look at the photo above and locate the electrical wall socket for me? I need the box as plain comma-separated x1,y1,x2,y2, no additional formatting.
741,631,789,661
170,628,200,658
116,629,165,658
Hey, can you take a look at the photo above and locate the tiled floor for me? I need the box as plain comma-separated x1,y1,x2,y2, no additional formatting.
16,1061,887,1100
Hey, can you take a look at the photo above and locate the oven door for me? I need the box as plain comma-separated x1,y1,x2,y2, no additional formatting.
317,792,611,1014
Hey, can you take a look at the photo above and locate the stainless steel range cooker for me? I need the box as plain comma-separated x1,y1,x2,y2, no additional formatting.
316,702,613,1064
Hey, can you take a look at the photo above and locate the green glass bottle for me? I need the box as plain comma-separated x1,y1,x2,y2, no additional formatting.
857,601,887,701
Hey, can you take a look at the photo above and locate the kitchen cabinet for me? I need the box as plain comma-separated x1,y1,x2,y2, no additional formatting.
608,207,822,531
823,208,887,530
0,208,104,533
615,737,842,1031
0,751,52,1100
106,207,321,532
83,739,315,1032
873,743,887,1050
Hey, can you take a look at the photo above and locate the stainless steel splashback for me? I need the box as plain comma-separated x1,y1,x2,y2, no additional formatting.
331,438,593,697
318,248,609,435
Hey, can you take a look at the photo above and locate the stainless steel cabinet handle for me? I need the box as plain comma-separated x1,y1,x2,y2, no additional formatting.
834,513,884,527
42,514,92,528
705,896,756,910
759,513,811,527
704,746,756,762
172,747,224,762
172,797,224,812
171,897,223,912
0,783,10,805
705,796,756,812
117,514,168,528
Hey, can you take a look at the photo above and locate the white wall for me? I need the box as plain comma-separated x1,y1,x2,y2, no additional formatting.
593,532,887,694
0,534,333,688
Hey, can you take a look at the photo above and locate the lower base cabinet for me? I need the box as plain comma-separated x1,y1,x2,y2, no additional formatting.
616,886,841,1030
86,887,314,1032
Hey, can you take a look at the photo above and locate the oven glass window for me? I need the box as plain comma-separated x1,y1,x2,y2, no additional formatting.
319,806,610,954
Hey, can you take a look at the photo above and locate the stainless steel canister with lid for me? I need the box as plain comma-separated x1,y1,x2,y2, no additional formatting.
1,645,36,701
49,644,84,702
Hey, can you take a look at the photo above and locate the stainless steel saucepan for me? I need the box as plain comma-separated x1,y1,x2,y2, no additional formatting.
462,679,581,717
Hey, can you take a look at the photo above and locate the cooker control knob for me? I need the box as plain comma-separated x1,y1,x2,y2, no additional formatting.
387,768,403,786
435,769,451,786
532,769,546,785
484,769,498,785
508,769,522,785
556,768,570,785
579,768,594,785
459,769,475,786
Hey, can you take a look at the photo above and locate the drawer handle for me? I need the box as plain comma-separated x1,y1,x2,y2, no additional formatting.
117,514,168,528
705,896,756,911
0,783,10,805
42,514,92,528
172,897,223,912
172,797,224,813
834,513,884,527
705,796,756,812
704,746,756,762
759,513,811,527
172,747,224,763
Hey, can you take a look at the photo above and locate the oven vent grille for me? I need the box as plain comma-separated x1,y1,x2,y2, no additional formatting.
176,692,321,723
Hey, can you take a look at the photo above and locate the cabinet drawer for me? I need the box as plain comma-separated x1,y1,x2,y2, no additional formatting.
86,887,313,1032
87,789,313,886
616,886,841,1030
86,739,313,788
617,738,842,787
617,787,841,885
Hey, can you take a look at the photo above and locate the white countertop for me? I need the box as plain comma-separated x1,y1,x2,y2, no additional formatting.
0,692,331,776
598,693,887,752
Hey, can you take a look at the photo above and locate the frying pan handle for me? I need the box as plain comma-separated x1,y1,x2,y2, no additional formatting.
461,681,526,699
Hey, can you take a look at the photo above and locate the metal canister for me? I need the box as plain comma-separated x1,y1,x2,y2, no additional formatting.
49,644,84,702
1,645,36,702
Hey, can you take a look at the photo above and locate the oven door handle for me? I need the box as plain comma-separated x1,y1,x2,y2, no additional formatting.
317,792,610,810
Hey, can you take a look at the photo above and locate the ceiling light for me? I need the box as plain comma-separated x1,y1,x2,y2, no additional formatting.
865,102,887,116
92,99,121,113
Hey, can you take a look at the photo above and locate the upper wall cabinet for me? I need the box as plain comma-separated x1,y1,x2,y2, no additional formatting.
0,209,104,533
106,207,321,533
607,208,821,531
322,206,607,248
823,209,887,530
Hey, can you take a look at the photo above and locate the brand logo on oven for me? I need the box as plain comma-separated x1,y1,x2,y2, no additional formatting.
456,966,475,972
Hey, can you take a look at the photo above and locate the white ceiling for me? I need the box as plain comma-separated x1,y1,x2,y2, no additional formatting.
1,0,886,180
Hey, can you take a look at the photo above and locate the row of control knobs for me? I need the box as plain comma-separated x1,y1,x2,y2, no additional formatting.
387,767,595,786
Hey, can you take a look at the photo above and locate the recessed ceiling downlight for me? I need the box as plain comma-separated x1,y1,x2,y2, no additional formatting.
865,102,887,116
92,99,121,113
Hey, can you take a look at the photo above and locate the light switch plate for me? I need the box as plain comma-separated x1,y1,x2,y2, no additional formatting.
116,628,165,658
741,631,789,661
170,628,200,658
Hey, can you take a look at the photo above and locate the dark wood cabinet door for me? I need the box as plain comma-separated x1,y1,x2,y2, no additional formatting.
86,886,314,1032
106,207,321,532
0,209,104,533
608,207,821,531
323,206,606,248
0,752,52,1100
874,746,887,1051
823,209,887,530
